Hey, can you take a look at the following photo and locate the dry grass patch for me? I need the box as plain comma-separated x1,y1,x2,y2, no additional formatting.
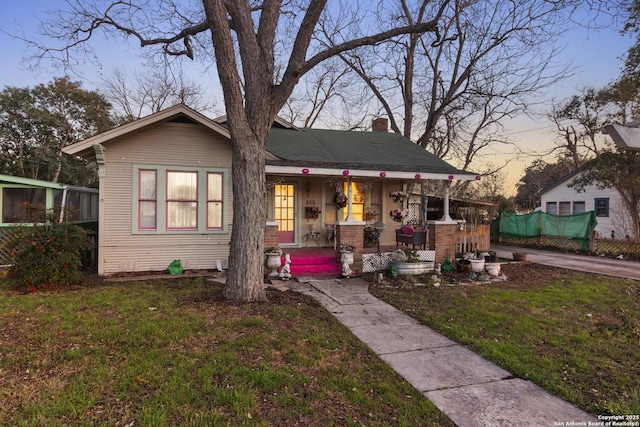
0,277,453,426
370,263,640,416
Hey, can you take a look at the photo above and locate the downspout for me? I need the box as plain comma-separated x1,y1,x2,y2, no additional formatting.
59,185,69,223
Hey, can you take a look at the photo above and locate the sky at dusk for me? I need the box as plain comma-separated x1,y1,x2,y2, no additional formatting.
0,1,635,196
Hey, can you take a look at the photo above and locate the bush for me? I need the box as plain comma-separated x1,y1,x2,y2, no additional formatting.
3,220,93,291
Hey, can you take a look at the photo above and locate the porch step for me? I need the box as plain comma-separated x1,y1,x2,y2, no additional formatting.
287,253,342,277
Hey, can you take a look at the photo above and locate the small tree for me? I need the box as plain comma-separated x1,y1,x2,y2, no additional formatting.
0,77,113,185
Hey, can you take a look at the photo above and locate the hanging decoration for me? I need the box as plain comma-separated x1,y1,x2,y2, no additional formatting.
335,192,347,208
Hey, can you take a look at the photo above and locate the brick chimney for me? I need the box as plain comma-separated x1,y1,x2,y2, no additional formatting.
372,117,388,132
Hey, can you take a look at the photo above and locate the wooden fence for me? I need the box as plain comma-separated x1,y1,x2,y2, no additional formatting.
455,224,490,254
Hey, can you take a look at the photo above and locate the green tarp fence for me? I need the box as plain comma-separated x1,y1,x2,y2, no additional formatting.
498,210,597,251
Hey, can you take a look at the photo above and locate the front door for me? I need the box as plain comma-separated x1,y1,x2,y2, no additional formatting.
274,183,296,244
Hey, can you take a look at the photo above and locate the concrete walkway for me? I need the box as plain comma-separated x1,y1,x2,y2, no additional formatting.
283,277,598,427
492,244,640,280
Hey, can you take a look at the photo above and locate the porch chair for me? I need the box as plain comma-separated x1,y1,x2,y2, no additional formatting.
395,225,427,250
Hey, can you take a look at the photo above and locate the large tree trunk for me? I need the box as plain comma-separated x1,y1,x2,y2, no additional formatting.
224,127,268,302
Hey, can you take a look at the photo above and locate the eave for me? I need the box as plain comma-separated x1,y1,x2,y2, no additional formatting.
62,104,231,160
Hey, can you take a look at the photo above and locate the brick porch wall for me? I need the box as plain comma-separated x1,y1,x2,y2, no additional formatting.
265,221,279,249
336,221,365,273
428,221,457,265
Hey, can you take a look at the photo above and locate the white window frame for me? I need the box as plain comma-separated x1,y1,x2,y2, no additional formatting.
132,164,229,234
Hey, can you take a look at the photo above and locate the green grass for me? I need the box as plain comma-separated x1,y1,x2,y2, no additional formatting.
0,277,453,426
370,263,640,416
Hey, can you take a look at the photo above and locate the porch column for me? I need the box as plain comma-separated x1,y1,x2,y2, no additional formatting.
345,176,355,221
440,180,452,222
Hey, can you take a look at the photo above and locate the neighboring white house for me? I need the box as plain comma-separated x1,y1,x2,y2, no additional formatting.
538,168,627,240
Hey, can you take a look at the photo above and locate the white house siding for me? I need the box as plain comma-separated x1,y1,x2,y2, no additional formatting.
100,121,233,275
540,181,626,240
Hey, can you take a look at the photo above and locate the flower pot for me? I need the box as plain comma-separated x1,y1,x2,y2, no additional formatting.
265,253,282,277
512,252,528,261
457,259,471,272
485,262,501,277
469,258,485,273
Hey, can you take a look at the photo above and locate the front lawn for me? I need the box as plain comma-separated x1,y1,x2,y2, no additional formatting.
370,263,640,416
0,277,453,426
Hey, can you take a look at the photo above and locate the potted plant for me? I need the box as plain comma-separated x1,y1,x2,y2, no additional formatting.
363,207,378,221
469,252,485,273
389,209,405,222
389,190,408,203
305,206,321,219
264,246,282,277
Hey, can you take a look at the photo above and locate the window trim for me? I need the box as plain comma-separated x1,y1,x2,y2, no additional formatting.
206,172,224,230
138,169,157,230
594,198,609,217
132,164,229,234
166,170,198,230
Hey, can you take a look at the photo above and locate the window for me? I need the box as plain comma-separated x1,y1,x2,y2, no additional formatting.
595,198,609,217
166,171,198,229
546,202,557,215
133,165,228,233
573,201,585,214
2,188,46,223
207,172,223,229
139,170,157,229
559,201,571,216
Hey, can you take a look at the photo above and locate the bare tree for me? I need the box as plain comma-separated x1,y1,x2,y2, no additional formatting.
280,58,354,128
330,0,580,171
547,87,610,168
33,0,450,302
103,67,216,123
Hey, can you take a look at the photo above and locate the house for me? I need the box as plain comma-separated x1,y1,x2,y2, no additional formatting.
0,174,98,263
538,167,623,239
62,104,479,276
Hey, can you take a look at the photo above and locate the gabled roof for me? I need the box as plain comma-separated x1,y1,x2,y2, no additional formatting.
62,104,478,181
265,127,479,180
537,165,587,196
62,104,231,160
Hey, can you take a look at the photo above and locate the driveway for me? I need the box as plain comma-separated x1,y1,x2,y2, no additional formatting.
491,244,640,280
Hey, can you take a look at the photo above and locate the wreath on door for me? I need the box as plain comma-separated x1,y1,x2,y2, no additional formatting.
335,192,347,208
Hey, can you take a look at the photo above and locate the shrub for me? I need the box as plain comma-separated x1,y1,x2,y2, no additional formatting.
3,219,93,291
